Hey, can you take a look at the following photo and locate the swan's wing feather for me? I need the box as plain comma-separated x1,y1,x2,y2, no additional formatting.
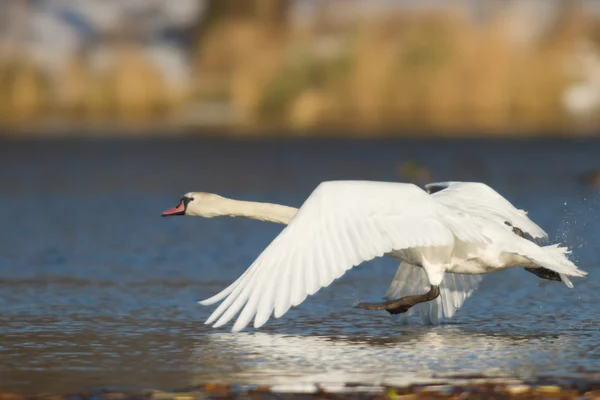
434,273,483,320
200,181,490,332
385,262,483,324
510,240,586,278
426,181,548,241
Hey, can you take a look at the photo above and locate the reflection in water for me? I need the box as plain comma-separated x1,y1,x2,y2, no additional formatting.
192,327,572,391
0,317,201,394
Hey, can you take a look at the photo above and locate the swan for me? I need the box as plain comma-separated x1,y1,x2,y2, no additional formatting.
161,180,586,332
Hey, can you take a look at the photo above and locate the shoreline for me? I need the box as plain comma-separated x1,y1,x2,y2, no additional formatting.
1,122,600,140
4,376,600,399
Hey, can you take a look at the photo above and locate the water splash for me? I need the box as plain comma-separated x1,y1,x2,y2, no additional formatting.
555,193,600,270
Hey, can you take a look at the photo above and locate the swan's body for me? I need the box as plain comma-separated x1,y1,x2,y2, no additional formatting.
383,181,573,323
162,180,586,332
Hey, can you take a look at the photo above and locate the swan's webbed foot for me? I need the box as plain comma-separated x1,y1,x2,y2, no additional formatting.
524,267,562,282
354,300,413,314
355,285,440,315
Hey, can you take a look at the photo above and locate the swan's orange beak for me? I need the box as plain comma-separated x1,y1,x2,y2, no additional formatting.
161,201,186,217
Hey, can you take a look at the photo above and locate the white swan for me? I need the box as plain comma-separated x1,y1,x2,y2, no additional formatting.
162,180,586,332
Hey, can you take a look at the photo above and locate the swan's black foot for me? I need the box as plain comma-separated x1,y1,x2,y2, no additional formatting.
355,285,440,315
355,300,413,314
524,267,562,282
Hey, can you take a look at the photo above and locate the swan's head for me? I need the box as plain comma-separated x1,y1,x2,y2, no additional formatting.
161,192,226,218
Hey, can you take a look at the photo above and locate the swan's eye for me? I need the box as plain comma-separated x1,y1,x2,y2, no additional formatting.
181,196,194,207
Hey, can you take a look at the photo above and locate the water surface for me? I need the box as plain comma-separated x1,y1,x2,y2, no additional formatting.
1,138,599,393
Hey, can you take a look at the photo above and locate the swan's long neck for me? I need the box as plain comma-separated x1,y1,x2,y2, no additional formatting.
211,198,297,225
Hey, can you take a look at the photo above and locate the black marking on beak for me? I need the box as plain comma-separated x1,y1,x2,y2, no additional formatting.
182,196,194,207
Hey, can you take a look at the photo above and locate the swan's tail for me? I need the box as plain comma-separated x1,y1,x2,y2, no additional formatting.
539,244,581,288
515,241,586,288
385,262,483,325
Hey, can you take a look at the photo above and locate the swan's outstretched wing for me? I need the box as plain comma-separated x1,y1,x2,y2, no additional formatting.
199,180,490,332
425,181,548,241
385,262,483,324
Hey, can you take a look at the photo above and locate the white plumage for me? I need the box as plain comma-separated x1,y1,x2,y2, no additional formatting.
168,180,587,332
425,181,547,240
386,181,555,324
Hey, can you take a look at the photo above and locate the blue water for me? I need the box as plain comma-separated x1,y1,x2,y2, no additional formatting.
0,138,599,393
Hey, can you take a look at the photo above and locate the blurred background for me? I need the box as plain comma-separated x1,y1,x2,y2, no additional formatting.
3,0,600,137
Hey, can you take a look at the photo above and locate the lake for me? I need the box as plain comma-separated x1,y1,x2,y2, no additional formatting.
0,137,599,394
